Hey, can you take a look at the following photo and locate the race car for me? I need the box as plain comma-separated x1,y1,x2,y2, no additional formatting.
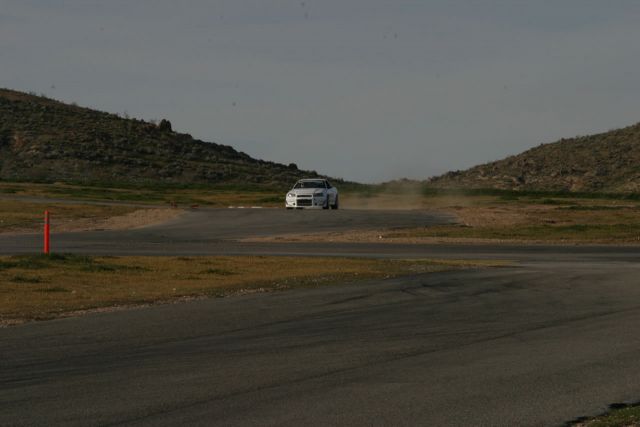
285,179,339,209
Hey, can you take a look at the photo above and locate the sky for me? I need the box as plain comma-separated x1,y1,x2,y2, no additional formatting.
2,1,640,183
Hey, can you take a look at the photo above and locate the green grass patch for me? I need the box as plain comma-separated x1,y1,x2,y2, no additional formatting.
539,198,579,205
0,255,498,325
10,274,44,283
574,403,640,426
201,268,236,276
256,195,284,203
34,287,70,293
560,205,626,211
420,186,640,201
0,261,19,271
0,182,291,208
2,254,148,273
387,223,640,242
498,193,520,201
0,199,138,233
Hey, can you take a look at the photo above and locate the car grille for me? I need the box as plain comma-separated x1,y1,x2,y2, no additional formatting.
296,197,312,206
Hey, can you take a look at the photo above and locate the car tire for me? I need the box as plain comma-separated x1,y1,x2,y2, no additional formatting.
332,195,339,210
323,196,329,210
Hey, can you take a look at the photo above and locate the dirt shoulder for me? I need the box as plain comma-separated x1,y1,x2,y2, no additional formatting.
0,255,501,326
241,229,540,245
244,200,640,245
0,198,184,234
51,207,184,233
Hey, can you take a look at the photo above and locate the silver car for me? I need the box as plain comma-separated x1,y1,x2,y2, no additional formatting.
285,179,339,209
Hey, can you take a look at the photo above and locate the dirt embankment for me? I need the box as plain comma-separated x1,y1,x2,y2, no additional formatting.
60,208,184,232
244,197,640,245
2,208,184,235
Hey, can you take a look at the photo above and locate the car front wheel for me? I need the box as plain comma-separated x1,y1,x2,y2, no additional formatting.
322,196,329,209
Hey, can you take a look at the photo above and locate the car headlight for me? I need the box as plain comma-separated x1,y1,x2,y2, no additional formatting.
287,193,295,198
314,192,326,197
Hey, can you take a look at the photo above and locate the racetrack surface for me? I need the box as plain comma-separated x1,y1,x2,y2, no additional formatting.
1,208,638,262
0,208,458,256
0,208,456,254
2,208,640,426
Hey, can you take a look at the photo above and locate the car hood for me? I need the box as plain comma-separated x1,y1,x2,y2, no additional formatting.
288,188,324,196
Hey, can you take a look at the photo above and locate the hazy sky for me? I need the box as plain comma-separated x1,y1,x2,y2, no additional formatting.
2,1,640,182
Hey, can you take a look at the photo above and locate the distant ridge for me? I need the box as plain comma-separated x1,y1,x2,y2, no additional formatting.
428,122,640,193
0,89,323,187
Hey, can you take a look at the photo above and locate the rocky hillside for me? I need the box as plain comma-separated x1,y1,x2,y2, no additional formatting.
0,89,320,187
428,122,640,193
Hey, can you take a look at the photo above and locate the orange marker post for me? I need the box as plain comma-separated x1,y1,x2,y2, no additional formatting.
44,210,50,255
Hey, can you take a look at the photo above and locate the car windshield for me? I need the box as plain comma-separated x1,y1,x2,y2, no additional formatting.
293,180,325,189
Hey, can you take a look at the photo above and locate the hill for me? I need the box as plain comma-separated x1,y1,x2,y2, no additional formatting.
428,122,640,193
0,89,321,187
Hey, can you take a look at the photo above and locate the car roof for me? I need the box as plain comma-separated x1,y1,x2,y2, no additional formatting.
298,178,326,182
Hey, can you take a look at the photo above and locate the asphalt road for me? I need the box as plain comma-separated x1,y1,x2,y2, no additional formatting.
1,208,638,262
0,208,457,255
2,208,640,426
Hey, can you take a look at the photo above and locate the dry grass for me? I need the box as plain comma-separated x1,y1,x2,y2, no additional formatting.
258,193,640,244
0,254,497,325
0,182,282,208
572,404,640,427
398,196,640,243
0,200,141,233
6,182,640,243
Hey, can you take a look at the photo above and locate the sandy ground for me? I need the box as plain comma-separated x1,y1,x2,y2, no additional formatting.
243,202,640,245
241,229,536,245
56,208,185,232
239,204,513,245
3,208,185,235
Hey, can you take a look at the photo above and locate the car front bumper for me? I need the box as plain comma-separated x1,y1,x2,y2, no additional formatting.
285,196,326,209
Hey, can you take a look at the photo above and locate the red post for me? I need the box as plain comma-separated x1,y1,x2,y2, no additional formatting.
44,210,50,255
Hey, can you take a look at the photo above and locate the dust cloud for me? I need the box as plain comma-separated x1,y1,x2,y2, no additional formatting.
340,181,421,210
340,181,478,212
